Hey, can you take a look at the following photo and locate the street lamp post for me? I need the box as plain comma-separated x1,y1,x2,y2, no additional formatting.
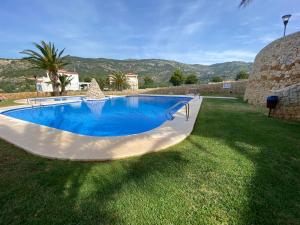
282,14,292,37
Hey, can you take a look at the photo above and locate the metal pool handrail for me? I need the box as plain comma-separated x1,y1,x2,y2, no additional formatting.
26,96,85,107
27,98,43,107
165,101,190,121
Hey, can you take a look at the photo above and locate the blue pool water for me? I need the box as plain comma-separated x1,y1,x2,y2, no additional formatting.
2,95,192,136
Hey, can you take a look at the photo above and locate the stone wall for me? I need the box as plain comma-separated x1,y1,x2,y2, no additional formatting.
270,83,300,121
244,32,300,105
1,90,86,100
143,80,248,96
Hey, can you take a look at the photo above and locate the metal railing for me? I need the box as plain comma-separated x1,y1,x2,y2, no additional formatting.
165,101,190,121
27,98,43,107
26,96,85,108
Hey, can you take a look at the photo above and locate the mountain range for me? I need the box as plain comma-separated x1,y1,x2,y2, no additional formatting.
0,56,252,84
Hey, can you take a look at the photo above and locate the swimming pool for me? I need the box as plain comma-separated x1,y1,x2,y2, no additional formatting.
2,95,192,137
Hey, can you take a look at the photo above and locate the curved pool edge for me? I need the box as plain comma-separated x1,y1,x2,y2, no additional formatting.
0,95,203,161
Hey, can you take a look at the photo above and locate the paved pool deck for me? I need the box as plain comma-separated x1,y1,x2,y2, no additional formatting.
0,95,202,161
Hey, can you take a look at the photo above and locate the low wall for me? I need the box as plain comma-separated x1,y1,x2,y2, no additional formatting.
143,80,248,96
1,91,87,100
103,89,147,95
270,83,300,121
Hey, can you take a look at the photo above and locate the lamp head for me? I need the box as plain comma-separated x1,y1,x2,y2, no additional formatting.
282,14,292,25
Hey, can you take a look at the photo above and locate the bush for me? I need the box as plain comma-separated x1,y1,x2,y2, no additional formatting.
185,74,198,84
83,77,92,82
211,76,223,83
143,76,154,86
236,70,249,80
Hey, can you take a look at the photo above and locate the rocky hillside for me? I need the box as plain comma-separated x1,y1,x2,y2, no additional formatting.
0,57,252,83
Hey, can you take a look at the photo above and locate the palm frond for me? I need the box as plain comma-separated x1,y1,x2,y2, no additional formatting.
110,71,128,91
239,0,252,7
20,41,69,95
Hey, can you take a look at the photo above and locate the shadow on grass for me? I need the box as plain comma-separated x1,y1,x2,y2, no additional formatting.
0,138,188,225
192,99,300,224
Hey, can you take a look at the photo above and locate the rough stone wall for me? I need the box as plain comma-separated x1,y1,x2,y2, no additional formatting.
144,80,248,96
270,83,300,121
244,31,300,105
86,78,105,99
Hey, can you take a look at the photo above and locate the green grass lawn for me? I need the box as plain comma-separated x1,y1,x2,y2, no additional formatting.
0,99,20,108
0,99,299,225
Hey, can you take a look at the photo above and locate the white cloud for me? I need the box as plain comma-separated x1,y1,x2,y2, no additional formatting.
176,50,256,64
118,47,257,65
177,1,204,24
233,33,279,45
257,35,277,44
183,21,204,34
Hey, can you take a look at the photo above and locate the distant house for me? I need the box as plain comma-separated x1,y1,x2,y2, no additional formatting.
125,73,139,90
35,70,81,92
108,73,139,90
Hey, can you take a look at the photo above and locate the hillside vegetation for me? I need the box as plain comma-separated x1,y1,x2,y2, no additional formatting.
0,57,252,92
0,57,252,82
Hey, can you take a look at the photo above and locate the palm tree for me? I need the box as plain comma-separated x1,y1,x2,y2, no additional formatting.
239,0,252,7
58,75,73,95
21,41,69,96
110,72,128,91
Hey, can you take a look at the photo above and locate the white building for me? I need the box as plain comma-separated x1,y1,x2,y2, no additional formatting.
125,73,139,90
36,70,80,92
108,73,139,90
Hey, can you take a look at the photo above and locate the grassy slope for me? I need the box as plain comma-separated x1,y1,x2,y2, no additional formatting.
0,99,299,225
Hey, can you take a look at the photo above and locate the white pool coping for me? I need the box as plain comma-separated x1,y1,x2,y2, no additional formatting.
0,95,202,161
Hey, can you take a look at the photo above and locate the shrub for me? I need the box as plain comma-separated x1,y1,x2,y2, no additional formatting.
143,76,154,85
236,70,249,80
83,76,92,82
211,76,223,82
185,74,198,84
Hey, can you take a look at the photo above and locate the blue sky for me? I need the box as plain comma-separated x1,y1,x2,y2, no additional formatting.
0,0,299,64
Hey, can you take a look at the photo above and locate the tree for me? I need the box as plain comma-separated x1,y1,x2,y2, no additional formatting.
21,41,69,96
83,76,92,82
185,74,198,84
110,72,128,91
211,76,223,82
96,77,108,90
58,75,73,95
236,70,249,80
143,76,154,86
169,69,185,86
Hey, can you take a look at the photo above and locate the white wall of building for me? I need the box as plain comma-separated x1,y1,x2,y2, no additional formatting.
126,74,139,90
36,70,80,92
